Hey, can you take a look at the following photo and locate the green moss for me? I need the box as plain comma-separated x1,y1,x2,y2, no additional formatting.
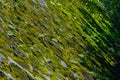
0,0,119,80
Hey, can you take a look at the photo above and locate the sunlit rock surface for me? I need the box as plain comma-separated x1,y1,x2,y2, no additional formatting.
0,0,120,80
